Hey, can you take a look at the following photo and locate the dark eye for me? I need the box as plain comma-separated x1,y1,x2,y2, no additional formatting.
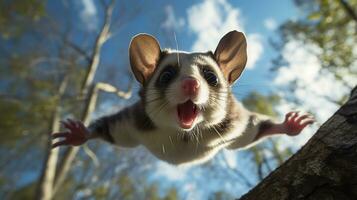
202,69,218,86
158,67,176,85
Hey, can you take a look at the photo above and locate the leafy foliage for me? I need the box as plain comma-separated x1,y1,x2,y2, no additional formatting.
242,91,280,117
243,92,295,180
277,0,357,84
0,0,46,38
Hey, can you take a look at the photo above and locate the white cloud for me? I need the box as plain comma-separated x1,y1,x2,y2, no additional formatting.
264,18,278,30
273,40,353,148
247,34,263,68
222,149,237,168
153,161,189,181
78,0,98,31
186,0,263,69
161,5,185,31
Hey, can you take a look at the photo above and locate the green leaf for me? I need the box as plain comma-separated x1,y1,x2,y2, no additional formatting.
307,12,321,20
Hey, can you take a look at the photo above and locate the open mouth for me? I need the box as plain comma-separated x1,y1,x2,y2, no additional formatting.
177,100,198,129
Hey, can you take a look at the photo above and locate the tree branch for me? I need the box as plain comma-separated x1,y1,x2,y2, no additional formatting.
221,155,254,187
51,0,117,195
52,80,132,195
36,75,69,200
63,39,92,64
239,85,357,200
96,81,133,100
80,0,115,95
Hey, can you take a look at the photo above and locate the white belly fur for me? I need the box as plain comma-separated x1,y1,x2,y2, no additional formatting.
132,117,249,165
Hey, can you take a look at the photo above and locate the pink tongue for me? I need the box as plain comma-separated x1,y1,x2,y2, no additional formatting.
177,101,198,128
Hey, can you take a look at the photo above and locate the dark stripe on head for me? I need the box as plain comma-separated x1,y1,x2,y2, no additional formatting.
153,51,181,98
205,51,215,59
139,50,170,119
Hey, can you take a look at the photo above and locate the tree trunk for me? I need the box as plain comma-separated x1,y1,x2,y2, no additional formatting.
36,75,68,200
36,1,116,199
239,86,357,200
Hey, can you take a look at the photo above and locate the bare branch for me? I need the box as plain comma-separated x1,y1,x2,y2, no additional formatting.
83,144,100,167
36,75,69,200
221,154,254,188
52,78,132,195
44,14,92,64
51,13,121,191
43,0,139,197
63,39,92,63
81,0,116,95
96,81,133,99
0,94,23,104
52,146,80,195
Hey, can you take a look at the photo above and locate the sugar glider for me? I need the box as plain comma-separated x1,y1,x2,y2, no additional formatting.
52,30,314,165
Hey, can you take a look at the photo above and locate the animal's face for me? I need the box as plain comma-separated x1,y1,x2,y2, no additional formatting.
129,31,247,131
144,51,229,131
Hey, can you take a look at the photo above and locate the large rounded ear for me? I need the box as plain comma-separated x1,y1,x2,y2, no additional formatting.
129,34,161,85
214,31,247,85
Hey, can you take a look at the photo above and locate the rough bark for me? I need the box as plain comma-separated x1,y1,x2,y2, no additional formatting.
239,86,357,200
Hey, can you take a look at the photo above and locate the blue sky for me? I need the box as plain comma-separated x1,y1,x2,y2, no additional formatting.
40,0,355,199
72,0,300,97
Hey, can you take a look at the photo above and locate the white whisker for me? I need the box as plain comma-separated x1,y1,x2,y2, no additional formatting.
211,125,227,145
174,32,180,67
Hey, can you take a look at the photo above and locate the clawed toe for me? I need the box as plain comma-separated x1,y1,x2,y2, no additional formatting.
284,111,315,136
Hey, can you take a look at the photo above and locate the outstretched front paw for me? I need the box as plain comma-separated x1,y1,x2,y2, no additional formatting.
51,119,89,148
283,111,315,136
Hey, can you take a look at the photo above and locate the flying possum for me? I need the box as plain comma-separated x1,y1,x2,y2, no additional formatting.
52,30,314,165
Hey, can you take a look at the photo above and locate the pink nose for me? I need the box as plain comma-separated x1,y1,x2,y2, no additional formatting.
181,77,200,96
